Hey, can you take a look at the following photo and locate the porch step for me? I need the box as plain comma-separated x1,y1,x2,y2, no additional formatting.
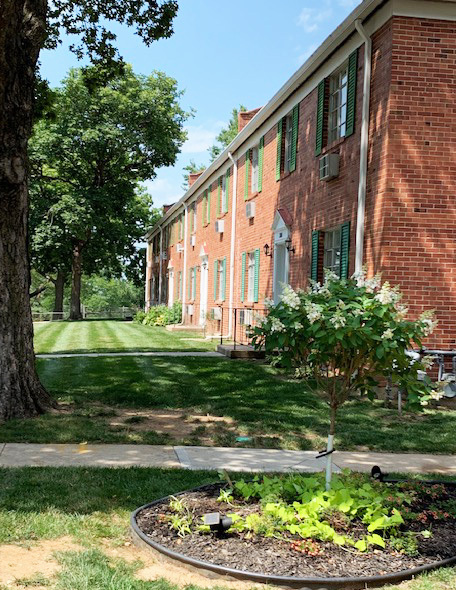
217,344,265,359
166,324,204,333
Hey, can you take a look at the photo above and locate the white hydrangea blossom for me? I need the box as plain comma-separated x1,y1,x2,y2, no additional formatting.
352,308,364,317
330,314,346,329
421,355,435,370
323,269,340,283
395,304,409,320
419,314,438,336
304,302,322,324
352,269,366,287
294,322,303,331
430,388,445,401
270,317,286,333
264,297,275,309
336,299,346,310
281,284,301,310
382,328,394,340
375,282,399,304
365,275,381,293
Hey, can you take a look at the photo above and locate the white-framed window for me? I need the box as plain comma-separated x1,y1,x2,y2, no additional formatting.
284,112,293,172
324,227,342,277
329,64,348,143
251,146,259,193
221,175,228,214
218,260,224,300
247,252,256,302
190,267,196,299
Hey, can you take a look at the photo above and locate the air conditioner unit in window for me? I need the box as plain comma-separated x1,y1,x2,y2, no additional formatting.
239,309,253,326
211,307,222,321
187,304,194,316
319,153,340,181
176,243,184,253
215,220,225,234
190,235,196,247
161,252,167,260
245,201,256,219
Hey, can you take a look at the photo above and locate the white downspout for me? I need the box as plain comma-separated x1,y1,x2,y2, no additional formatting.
228,152,238,339
354,19,372,274
182,205,188,323
158,226,163,304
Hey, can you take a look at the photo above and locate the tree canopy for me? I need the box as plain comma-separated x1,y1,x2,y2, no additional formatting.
30,64,189,318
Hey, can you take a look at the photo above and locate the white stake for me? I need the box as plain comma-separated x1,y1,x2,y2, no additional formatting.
325,434,334,491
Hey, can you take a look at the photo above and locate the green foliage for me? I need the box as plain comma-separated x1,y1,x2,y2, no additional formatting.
81,276,144,311
208,105,246,162
166,496,194,537
253,270,441,416
226,472,418,552
44,2,179,65
135,302,182,326
29,64,189,289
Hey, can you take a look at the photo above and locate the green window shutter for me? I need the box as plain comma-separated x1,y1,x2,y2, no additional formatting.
276,119,282,180
315,80,326,156
202,194,207,226
225,168,230,213
207,186,211,222
244,150,250,200
290,104,299,172
217,178,221,217
346,49,358,137
258,136,264,192
214,259,218,300
221,257,226,301
240,252,246,302
311,231,320,281
253,248,260,303
188,268,191,300
340,221,351,279
193,266,197,299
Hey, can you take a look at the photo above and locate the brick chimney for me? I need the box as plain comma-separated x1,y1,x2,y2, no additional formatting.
188,171,204,187
163,204,175,214
238,107,262,133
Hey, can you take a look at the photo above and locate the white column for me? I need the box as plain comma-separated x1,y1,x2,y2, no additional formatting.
158,227,163,304
182,205,188,322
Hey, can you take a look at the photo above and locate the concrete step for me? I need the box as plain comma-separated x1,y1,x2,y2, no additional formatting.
217,344,265,359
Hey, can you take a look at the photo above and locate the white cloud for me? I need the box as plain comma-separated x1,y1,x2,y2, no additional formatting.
297,7,333,33
181,122,223,154
143,176,182,208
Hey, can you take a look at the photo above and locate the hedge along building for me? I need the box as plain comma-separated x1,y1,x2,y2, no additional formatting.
145,0,456,349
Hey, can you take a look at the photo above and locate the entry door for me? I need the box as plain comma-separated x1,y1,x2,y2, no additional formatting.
168,271,174,307
273,243,288,304
199,256,208,325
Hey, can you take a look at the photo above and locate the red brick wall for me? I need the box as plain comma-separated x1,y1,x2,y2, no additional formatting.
378,16,456,348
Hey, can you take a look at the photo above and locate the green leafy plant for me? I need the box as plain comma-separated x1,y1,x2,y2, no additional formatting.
252,270,441,488
166,496,194,537
134,301,182,326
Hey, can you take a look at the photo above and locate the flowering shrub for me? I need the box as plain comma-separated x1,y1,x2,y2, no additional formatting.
252,270,440,486
134,302,182,326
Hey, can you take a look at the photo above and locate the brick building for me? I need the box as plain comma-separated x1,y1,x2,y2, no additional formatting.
145,0,456,348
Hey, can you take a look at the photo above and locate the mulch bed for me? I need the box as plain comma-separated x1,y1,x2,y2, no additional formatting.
136,483,456,579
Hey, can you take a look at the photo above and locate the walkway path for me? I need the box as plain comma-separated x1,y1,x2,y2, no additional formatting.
36,351,224,359
1,443,455,474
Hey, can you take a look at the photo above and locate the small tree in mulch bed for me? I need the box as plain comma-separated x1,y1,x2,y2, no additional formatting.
252,269,442,489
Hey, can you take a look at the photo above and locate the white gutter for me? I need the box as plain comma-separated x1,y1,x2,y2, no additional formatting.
354,19,372,273
227,152,238,338
182,204,188,320
158,226,163,304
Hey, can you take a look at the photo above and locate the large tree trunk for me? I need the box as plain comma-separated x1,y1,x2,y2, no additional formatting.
0,0,55,420
52,270,65,320
70,241,84,320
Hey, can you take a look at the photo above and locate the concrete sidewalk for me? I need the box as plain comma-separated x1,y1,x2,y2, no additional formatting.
1,443,455,474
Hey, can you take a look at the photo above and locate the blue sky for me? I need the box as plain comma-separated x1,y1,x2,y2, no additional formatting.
40,0,360,210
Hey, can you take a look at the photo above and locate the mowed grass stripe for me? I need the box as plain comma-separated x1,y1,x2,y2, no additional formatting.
33,321,65,354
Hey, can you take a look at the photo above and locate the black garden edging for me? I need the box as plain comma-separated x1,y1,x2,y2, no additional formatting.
130,481,456,590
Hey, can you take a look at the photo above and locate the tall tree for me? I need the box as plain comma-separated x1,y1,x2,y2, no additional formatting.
31,66,187,320
0,0,179,421
208,105,246,162
181,159,206,191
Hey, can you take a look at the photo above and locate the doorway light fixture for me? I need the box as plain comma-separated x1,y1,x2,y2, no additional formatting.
263,243,273,257
285,238,295,254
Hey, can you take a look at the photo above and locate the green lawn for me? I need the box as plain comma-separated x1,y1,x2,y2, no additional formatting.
33,320,216,354
1,355,456,453
0,467,454,590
